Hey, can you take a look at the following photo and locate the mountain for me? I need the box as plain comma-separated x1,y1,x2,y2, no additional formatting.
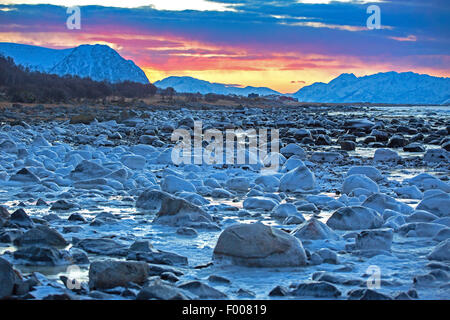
292,71,450,105
154,76,281,96
0,42,149,84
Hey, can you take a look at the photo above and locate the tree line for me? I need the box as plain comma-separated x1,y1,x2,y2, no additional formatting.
0,55,158,103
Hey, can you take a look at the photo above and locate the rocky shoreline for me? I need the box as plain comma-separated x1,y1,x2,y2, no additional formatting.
0,103,449,300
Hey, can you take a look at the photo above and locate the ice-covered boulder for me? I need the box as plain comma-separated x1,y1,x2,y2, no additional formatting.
271,203,299,218
161,175,196,194
254,175,280,192
69,160,111,181
154,193,217,229
279,164,315,192
374,149,400,162
225,177,250,192
405,173,450,193
310,152,343,163
394,186,423,199
243,196,278,211
292,218,340,240
342,174,379,195
427,239,450,261
121,155,146,170
354,228,393,252
213,222,307,267
416,193,450,217
346,166,383,182
362,193,413,215
9,168,40,183
399,222,447,237
327,206,383,230
423,149,449,163
280,144,306,159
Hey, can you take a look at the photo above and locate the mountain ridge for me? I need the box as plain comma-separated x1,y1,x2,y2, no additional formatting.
0,42,149,84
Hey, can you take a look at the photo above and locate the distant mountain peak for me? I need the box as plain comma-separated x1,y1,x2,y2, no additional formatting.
154,76,281,96
0,42,149,84
293,71,449,104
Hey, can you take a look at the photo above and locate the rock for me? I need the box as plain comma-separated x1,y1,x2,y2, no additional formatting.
243,197,278,211
283,215,306,225
0,139,18,154
292,218,340,240
136,189,173,212
88,260,149,290
9,208,34,228
362,193,413,215
178,281,227,299
354,228,393,252
399,222,446,237
427,239,450,261
416,193,450,217
387,134,406,148
0,205,9,220
225,177,250,192
208,275,231,284
161,175,196,194
268,285,289,297
0,257,16,299
316,248,339,264
423,148,449,163
69,160,112,181
406,210,439,223
154,193,217,229
344,119,374,130
340,140,356,151
342,174,379,195
137,278,189,300
280,144,306,158
403,143,425,152
374,148,400,162
433,228,450,242
176,227,198,237
50,200,77,211
254,175,280,192
75,238,128,256
13,246,70,266
271,203,299,218
213,222,307,267
327,206,383,230
69,247,90,264
68,213,86,222
211,188,233,198
121,155,146,170
279,164,315,192
346,166,383,182
290,281,341,298
9,168,40,183
394,186,423,199
406,173,450,193
310,152,343,163
13,225,68,248
359,289,392,300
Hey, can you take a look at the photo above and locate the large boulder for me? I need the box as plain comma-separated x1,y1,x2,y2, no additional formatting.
75,238,128,256
327,206,383,230
280,144,306,159
427,239,450,261
213,222,307,267
161,175,196,194
416,193,450,217
89,260,149,290
291,218,340,240
362,193,413,215
225,177,250,192
69,160,112,181
13,225,68,248
121,155,146,170
9,168,40,183
373,149,400,162
423,149,449,163
0,257,16,299
354,228,393,252
405,173,450,193
342,174,379,195
136,189,173,212
279,165,315,192
254,175,280,192
346,166,383,182
243,197,278,211
153,194,217,229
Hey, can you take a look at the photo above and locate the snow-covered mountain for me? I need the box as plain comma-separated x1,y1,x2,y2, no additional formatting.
293,71,450,105
154,76,281,96
0,42,149,84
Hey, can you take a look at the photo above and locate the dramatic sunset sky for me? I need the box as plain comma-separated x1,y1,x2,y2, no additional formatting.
0,0,449,93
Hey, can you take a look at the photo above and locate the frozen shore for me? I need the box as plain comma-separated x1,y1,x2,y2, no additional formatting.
0,104,449,300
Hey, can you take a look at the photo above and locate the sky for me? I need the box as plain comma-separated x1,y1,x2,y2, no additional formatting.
0,0,449,93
